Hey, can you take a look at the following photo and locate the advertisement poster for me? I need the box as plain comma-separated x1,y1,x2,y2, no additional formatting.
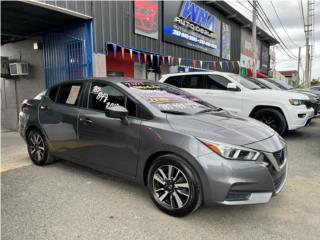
163,0,221,56
221,22,231,60
260,44,269,74
134,0,159,39
240,29,260,69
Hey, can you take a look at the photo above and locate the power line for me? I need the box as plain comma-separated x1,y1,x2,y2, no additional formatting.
270,0,300,48
246,0,298,59
254,1,298,59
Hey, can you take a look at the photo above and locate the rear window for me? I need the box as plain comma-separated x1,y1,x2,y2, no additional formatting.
56,84,83,106
48,86,59,101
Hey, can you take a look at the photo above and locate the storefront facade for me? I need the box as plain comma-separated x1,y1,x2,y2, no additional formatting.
1,0,277,130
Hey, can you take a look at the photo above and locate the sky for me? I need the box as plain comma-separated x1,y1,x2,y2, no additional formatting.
226,0,320,81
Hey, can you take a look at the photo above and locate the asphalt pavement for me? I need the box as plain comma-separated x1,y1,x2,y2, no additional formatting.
1,119,320,240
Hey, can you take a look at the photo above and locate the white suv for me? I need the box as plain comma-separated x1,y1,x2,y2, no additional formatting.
160,71,314,135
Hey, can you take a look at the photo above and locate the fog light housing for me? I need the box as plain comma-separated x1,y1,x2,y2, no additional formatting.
225,191,251,201
298,113,306,118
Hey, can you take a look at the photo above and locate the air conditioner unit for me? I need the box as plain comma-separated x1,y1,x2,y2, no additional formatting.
9,62,29,76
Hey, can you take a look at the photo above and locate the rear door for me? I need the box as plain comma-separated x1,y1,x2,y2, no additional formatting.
39,81,85,158
201,74,243,113
76,81,142,177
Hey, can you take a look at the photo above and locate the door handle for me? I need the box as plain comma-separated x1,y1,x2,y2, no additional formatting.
40,105,49,111
79,117,93,125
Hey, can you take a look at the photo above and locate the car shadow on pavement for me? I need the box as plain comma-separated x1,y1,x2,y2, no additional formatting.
47,159,273,220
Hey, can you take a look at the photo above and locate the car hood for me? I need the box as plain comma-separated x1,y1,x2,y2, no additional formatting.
167,110,275,146
249,89,310,100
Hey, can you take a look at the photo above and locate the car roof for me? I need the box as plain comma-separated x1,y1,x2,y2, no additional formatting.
161,71,235,78
48,77,151,89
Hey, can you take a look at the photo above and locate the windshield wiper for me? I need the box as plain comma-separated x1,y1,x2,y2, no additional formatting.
196,108,222,114
161,110,188,115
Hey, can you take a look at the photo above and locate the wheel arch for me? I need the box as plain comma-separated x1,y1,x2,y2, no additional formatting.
142,151,205,189
250,105,287,121
25,125,46,140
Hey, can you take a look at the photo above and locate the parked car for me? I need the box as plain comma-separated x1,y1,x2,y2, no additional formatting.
306,86,320,96
19,78,287,217
247,78,320,117
264,78,320,98
160,72,314,135
309,86,320,93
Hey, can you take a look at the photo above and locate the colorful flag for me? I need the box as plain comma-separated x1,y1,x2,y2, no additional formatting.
112,43,117,57
144,53,147,63
137,51,141,63
121,47,125,59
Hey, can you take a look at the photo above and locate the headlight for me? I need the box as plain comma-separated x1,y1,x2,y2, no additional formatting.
289,99,306,106
198,138,260,161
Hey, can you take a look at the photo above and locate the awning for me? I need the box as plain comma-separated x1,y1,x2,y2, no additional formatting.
1,1,91,44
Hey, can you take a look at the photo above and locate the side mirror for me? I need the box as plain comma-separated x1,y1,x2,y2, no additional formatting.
227,83,238,91
105,105,128,121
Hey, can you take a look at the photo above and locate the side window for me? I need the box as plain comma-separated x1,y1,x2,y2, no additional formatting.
48,86,59,102
89,82,125,111
206,75,231,90
88,82,138,117
56,83,82,106
165,76,182,87
126,97,137,117
182,75,205,89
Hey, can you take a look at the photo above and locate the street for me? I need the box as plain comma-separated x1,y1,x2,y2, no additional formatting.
1,119,320,240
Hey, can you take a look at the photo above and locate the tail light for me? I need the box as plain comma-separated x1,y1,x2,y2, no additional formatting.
20,101,27,112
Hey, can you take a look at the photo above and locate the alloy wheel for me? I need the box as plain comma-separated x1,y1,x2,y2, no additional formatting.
152,165,190,209
258,114,279,131
28,132,45,163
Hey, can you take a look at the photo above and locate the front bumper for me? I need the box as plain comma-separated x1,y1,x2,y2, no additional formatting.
197,135,288,206
286,106,314,130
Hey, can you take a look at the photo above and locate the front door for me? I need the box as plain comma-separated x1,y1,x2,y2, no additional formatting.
201,74,243,113
76,81,141,177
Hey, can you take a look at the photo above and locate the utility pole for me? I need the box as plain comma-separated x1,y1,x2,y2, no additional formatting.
297,46,301,84
304,0,312,88
252,0,257,78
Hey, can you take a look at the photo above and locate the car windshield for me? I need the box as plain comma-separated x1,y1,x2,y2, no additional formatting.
256,78,282,90
227,74,261,90
246,78,269,88
266,78,293,90
122,81,220,115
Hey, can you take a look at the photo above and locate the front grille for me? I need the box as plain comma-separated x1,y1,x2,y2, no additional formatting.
305,101,312,109
273,149,285,166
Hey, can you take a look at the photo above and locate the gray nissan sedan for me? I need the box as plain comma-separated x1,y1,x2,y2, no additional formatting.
19,77,287,217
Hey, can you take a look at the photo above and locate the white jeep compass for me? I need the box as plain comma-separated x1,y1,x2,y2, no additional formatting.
160,71,314,135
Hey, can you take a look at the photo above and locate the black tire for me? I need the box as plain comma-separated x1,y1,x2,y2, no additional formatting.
27,129,55,166
253,108,287,135
147,154,202,217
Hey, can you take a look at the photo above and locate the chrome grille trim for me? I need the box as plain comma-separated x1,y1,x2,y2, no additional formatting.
264,146,287,172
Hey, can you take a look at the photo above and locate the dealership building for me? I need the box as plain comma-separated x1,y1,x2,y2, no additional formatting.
1,0,277,130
